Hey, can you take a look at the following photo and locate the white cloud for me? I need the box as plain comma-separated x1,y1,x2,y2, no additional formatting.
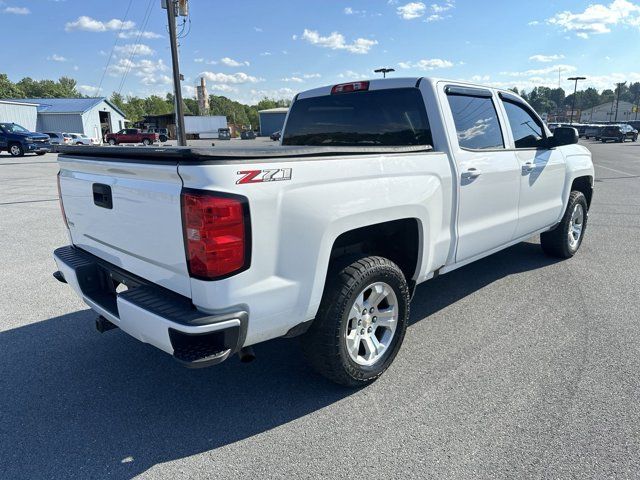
282,76,304,83
431,1,455,13
260,51,272,56
65,16,135,32
114,43,155,56
194,58,204,63
344,7,366,15
471,75,491,82
425,14,444,22
303,73,321,79
47,54,68,62
500,64,577,77
546,0,640,38
220,57,250,67
398,58,454,70
397,2,426,19
299,29,377,54
118,30,161,39
337,70,370,79
210,84,239,93
199,71,263,84
78,85,100,95
529,54,565,62
528,20,540,26
108,58,169,87
140,74,172,86
3,6,30,14
254,26,263,32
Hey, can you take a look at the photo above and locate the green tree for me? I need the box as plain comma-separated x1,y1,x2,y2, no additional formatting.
0,74,24,98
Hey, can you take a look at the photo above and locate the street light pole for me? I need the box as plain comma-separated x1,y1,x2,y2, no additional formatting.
166,0,187,146
614,82,626,123
567,76,586,125
374,68,395,78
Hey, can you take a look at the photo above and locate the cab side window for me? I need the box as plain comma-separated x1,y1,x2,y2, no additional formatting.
447,93,504,150
501,100,545,149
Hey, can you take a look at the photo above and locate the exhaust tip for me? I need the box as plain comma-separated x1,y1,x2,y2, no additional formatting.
238,346,255,363
53,270,67,284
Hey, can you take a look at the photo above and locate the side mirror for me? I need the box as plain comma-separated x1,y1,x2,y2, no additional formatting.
550,126,578,147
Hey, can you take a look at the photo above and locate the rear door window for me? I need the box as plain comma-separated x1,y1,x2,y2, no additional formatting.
282,88,432,147
447,93,504,150
501,100,545,148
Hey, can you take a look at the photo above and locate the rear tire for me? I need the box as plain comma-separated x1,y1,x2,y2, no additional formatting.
301,256,410,387
540,191,588,258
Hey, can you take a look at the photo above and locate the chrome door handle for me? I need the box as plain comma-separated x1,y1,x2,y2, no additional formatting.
462,168,482,179
522,162,534,173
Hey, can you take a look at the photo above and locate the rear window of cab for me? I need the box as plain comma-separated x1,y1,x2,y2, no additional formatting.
282,88,432,147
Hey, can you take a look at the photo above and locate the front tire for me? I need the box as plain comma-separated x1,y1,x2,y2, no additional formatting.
142,138,151,146
302,256,410,387
108,139,116,146
540,191,588,258
9,143,24,157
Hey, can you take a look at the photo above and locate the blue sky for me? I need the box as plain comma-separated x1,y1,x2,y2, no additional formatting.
2,0,639,103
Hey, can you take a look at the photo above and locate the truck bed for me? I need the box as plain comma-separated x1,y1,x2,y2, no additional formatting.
56,144,432,164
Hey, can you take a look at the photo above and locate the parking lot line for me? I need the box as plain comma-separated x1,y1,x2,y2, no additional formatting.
595,164,638,177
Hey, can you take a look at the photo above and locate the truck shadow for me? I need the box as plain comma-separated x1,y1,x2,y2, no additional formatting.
1,239,559,478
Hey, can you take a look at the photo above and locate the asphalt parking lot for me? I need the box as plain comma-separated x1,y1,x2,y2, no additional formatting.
1,140,639,479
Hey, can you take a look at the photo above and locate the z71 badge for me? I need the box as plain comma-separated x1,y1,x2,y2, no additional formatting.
236,168,292,184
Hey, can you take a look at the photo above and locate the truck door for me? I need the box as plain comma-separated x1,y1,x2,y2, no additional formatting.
497,93,566,237
444,86,521,262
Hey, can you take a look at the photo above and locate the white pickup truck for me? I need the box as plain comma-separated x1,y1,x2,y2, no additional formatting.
53,77,594,386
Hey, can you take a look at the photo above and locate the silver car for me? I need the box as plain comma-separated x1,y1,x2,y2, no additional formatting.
44,132,72,146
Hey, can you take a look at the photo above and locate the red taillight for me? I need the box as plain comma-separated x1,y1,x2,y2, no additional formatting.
181,190,250,280
57,171,69,229
331,81,370,94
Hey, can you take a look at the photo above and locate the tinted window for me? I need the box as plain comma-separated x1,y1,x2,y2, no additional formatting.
447,94,503,149
502,100,545,148
283,88,432,146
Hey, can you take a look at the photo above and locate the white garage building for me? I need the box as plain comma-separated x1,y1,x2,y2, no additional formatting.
0,100,39,131
9,97,127,139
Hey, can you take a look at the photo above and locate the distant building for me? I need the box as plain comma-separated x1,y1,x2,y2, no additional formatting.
6,97,127,139
580,100,637,123
259,107,289,136
0,100,39,131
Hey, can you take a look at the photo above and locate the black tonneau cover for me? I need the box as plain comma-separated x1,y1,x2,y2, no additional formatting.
56,144,432,164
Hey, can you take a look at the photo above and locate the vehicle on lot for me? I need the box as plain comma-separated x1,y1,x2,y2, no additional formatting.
240,129,256,139
217,128,231,140
0,122,50,157
53,77,594,387
45,132,72,146
584,124,605,140
626,120,640,131
270,130,282,141
600,124,638,143
574,124,587,138
68,133,99,146
145,127,169,142
105,128,158,146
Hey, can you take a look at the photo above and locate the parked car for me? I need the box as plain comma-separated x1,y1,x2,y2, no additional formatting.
53,78,594,386
146,127,169,142
240,129,256,140
600,124,638,143
626,120,640,131
104,128,158,146
68,133,99,146
574,124,587,138
45,132,72,146
584,125,604,140
270,130,282,141
0,122,50,157
218,128,231,140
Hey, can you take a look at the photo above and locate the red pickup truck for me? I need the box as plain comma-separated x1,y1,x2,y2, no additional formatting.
105,128,158,146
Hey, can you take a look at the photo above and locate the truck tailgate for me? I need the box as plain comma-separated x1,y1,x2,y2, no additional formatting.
57,155,191,297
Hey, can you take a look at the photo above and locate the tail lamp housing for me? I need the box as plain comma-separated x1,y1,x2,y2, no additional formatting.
181,189,251,280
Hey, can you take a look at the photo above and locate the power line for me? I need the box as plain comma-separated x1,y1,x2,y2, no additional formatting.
95,0,133,98
116,0,155,96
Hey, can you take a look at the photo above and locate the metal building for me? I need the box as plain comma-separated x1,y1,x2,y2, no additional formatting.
9,97,127,140
0,100,39,131
580,101,637,123
258,107,289,136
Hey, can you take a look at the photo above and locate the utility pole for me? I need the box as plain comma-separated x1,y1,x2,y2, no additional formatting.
614,82,626,123
166,0,187,146
567,76,586,124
